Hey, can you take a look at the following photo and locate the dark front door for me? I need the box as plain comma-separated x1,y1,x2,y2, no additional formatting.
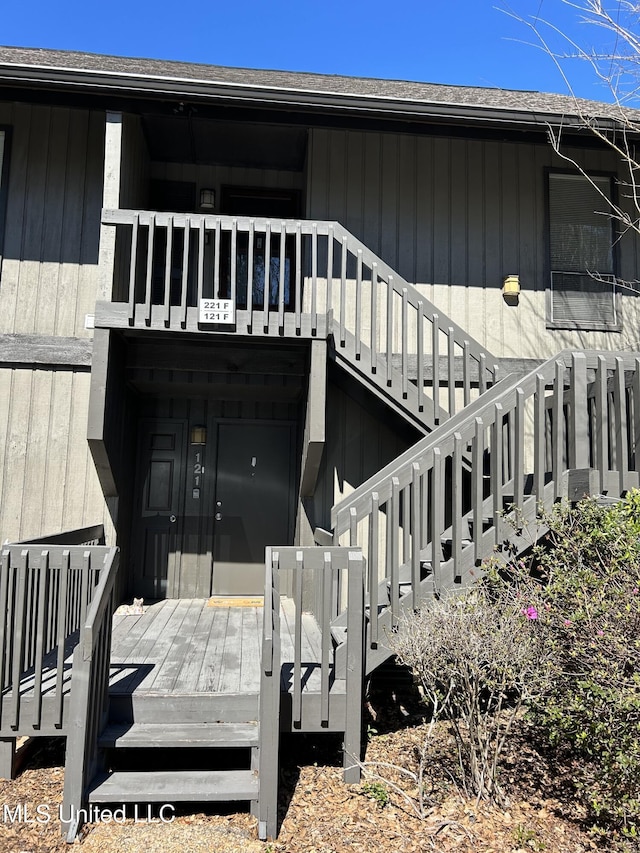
133,419,187,599
212,422,293,595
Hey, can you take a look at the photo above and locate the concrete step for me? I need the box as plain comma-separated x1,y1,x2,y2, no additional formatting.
88,769,259,803
99,721,259,749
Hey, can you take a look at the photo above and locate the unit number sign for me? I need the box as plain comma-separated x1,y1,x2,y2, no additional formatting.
199,299,235,324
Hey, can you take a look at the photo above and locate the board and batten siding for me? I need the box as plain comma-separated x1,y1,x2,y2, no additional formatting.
306,128,640,360
309,380,412,535
0,102,104,339
0,366,113,544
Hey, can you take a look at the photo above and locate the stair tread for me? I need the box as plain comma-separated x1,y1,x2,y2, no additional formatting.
88,769,259,802
99,721,259,748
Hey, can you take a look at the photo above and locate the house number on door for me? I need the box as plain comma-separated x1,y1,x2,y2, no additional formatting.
192,450,204,499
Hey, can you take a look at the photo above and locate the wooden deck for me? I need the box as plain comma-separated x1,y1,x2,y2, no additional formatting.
109,598,344,699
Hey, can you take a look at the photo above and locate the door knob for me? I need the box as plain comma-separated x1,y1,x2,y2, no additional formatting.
215,512,222,521
169,515,177,523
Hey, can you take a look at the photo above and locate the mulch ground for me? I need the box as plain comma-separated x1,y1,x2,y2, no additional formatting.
0,698,631,853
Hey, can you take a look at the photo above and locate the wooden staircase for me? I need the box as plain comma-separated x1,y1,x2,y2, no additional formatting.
328,350,640,676
90,709,260,812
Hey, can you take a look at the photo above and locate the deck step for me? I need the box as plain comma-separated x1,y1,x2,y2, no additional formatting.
88,769,259,803
99,721,259,749
107,692,260,724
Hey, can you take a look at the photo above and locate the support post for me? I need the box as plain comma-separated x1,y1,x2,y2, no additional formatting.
0,738,16,780
569,352,589,470
343,550,365,784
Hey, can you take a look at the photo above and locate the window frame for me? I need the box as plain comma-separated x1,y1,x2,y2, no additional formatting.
545,167,621,333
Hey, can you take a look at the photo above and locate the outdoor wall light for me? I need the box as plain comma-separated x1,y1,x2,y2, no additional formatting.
190,425,207,445
502,274,520,305
199,188,216,210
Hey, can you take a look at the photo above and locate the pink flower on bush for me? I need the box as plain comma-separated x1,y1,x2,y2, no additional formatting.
563,619,572,627
597,629,604,636
521,605,538,620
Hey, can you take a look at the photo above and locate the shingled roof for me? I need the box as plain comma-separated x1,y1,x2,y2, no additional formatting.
0,45,632,126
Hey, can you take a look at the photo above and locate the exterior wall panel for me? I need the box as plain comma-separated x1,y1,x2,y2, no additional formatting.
0,102,103,339
0,366,113,543
307,128,640,359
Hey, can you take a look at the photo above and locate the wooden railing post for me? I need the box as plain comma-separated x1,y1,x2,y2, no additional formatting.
259,549,281,841
569,352,589,470
343,550,364,784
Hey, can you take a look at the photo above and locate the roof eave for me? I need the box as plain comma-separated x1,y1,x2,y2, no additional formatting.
0,62,624,132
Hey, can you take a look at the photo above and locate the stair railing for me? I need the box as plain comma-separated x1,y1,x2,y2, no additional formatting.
330,351,640,670
0,530,110,734
102,210,499,423
259,546,365,839
61,545,119,842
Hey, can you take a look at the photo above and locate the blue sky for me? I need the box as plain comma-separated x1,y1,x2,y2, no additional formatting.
0,0,628,102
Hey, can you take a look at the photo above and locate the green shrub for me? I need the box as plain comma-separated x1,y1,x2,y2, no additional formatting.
525,493,640,840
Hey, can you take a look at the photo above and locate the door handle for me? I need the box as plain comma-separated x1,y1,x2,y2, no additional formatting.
169,515,177,523
215,512,222,521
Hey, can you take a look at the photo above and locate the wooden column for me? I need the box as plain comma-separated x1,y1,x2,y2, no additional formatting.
97,111,123,302
300,340,327,497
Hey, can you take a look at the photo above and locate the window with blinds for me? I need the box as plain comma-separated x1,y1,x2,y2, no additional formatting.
548,172,618,329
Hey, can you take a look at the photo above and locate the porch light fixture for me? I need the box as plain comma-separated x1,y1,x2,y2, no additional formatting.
502,274,520,306
199,188,216,210
190,425,207,445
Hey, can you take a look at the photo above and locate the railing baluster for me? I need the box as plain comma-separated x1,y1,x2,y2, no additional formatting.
353,250,362,359
278,221,286,330
32,551,50,729
411,463,421,611
180,218,190,328
479,352,487,395
144,213,155,325
10,552,29,729
370,262,378,374
452,433,463,583
326,225,334,325
54,550,70,729
127,213,139,325
417,304,424,411
553,360,565,500
472,418,484,562
447,328,455,417
340,236,347,346
197,216,205,311
514,387,525,510
295,222,302,333
293,551,303,728
388,479,400,625
311,224,318,335
431,448,442,596
463,341,471,406
263,221,271,331
230,218,237,307
614,356,629,494
369,493,379,648
214,217,221,300
80,552,90,630
401,289,408,398
432,314,440,423
245,219,255,331
163,215,173,326
534,375,546,504
492,404,504,546
386,276,394,387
